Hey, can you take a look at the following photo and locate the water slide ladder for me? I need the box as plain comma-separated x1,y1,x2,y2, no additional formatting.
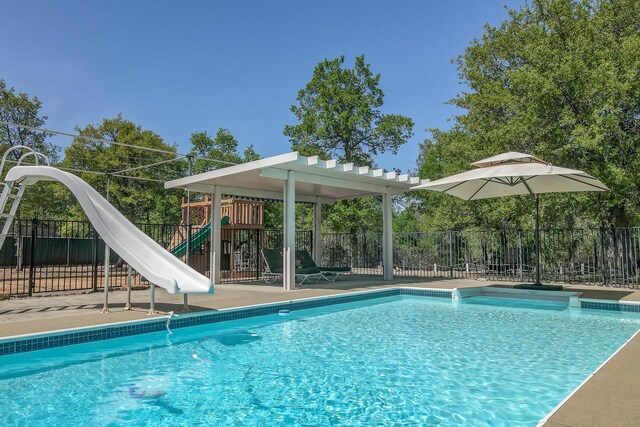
0,146,50,250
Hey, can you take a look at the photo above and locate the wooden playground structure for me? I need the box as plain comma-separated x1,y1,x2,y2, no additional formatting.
170,196,265,278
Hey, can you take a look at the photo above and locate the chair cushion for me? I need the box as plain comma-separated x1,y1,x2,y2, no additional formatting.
262,248,282,271
295,266,322,274
319,266,352,272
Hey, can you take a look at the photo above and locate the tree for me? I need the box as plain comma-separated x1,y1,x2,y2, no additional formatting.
416,0,640,230
284,55,414,166
0,80,57,161
189,128,260,174
62,116,183,223
284,55,414,233
0,80,62,218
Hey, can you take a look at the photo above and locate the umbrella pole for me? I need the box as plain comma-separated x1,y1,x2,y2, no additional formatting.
515,193,562,291
535,194,541,286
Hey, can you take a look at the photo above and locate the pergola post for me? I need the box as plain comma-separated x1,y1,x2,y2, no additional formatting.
313,199,322,263
283,171,296,290
210,185,222,284
382,187,393,281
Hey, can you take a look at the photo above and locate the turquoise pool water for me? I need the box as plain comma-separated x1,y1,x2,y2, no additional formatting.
1,295,640,426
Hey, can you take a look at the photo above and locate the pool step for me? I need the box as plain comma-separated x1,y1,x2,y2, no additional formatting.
455,286,582,306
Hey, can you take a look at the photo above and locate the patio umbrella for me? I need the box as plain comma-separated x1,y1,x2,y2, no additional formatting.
410,152,608,289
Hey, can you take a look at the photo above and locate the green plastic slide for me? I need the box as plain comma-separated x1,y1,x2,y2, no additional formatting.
170,216,230,258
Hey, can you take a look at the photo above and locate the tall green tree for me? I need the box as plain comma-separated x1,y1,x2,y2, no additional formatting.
416,0,640,230
0,79,63,218
284,55,414,166
284,55,414,233
62,116,183,223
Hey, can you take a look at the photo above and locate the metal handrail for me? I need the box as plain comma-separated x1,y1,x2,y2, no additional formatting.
0,145,50,176
17,151,50,167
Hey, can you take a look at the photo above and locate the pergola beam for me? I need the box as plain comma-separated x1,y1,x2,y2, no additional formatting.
171,182,335,204
259,168,397,195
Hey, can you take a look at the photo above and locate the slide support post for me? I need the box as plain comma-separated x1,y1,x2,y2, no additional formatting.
148,283,156,315
124,264,132,310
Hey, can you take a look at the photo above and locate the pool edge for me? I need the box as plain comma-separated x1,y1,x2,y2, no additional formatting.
536,328,640,426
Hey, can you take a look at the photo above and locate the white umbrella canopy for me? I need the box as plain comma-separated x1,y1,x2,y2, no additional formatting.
411,152,609,289
470,151,545,167
412,152,608,199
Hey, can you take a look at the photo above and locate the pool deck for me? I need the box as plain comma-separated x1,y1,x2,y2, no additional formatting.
1,276,639,426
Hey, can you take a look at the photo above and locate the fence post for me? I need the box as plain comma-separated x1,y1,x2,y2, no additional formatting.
28,218,37,296
518,229,524,282
256,229,261,280
448,230,453,277
185,223,192,267
91,229,99,292
600,226,607,286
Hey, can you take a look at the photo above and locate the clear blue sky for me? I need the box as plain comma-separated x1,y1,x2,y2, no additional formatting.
1,0,524,172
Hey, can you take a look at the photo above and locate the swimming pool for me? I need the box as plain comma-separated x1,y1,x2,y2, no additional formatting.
1,294,639,426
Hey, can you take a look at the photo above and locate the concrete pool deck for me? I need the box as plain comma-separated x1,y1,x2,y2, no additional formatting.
1,276,639,426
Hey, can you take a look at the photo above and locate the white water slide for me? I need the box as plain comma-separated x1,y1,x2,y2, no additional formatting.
1,166,213,294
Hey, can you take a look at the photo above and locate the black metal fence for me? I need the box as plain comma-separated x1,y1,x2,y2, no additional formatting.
1,218,640,296
321,228,640,288
394,227,640,288
0,218,313,296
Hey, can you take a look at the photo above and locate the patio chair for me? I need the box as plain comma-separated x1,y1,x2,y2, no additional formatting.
260,248,323,285
295,250,352,282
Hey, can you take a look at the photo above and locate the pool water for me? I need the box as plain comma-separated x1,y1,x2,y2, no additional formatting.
2,295,640,426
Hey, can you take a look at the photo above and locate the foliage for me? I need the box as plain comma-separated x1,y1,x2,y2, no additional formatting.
263,202,314,230
0,79,64,218
0,80,57,160
62,115,184,223
189,128,260,174
415,0,640,230
324,197,383,233
284,55,414,232
284,55,414,166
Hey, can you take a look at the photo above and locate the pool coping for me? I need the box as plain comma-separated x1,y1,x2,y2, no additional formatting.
537,328,640,426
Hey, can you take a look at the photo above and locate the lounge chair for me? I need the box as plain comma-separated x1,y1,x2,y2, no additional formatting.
261,248,323,285
295,250,352,282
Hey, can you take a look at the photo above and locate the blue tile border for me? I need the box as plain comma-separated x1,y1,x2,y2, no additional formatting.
0,288,451,356
581,300,640,313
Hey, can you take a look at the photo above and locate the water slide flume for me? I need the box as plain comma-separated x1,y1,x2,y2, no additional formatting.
2,166,213,294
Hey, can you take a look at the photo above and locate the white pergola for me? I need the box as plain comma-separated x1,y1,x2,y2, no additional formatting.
165,152,423,290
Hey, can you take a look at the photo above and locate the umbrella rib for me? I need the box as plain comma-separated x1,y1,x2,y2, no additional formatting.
559,174,609,191
522,178,535,196
468,179,491,200
441,180,471,193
